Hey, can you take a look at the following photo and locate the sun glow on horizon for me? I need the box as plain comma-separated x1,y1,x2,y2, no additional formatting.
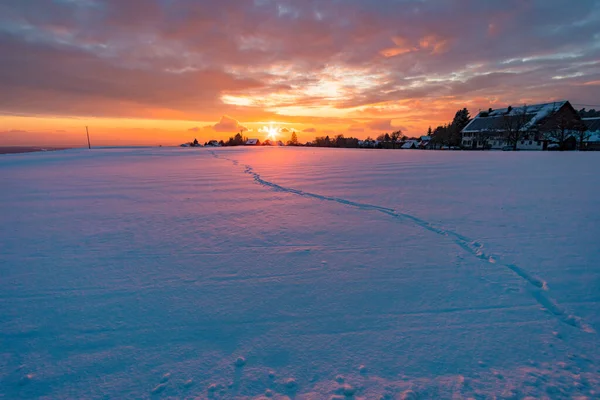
267,127,278,140
258,125,280,140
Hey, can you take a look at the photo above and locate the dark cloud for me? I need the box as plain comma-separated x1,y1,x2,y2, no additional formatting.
303,127,317,132
0,0,599,123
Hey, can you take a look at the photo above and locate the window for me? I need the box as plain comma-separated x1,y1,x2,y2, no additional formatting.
529,141,532,145
521,140,525,144
537,141,541,145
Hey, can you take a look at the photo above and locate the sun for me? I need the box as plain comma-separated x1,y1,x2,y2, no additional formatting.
266,126,278,140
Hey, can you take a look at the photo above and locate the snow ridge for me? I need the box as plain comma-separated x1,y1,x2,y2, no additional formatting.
211,151,595,334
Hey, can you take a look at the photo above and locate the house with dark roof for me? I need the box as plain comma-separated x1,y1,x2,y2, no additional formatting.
461,101,582,150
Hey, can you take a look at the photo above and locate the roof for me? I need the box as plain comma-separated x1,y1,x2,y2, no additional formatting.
420,136,431,141
246,139,259,145
462,101,568,133
588,133,600,143
583,117,600,133
401,140,418,149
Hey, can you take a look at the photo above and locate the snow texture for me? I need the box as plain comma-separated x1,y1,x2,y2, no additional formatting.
1,147,600,399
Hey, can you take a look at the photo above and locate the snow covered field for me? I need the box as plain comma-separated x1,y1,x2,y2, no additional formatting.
1,147,599,399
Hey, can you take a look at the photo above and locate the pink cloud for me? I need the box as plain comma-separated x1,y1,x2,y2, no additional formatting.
212,116,247,132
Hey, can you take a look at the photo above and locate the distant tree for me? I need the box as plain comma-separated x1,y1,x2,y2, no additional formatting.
288,131,299,146
234,132,244,144
193,138,199,146
431,125,450,148
449,108,471,146
346,137,359,148
579,108,600,118
503,105,530,151
427,126,432,136
313,136,328,147
389,130,402,148
218,140,225,146
324,135,331,147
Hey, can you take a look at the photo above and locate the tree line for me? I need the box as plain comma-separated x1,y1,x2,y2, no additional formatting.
189,105,597,150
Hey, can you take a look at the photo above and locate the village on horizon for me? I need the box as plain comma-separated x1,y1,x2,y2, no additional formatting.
182,100,600,152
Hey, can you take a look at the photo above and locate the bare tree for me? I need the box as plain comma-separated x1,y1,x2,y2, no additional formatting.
543,114,584,150
503,105,529,150
576,125,591,150
390,130,402,149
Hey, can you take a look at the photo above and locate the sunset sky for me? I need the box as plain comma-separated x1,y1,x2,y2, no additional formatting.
1,0,600,146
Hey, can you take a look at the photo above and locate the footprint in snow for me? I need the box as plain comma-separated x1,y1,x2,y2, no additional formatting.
285,377,297,390
234,357,246,367
151,383,167,395
18,374,34,386
208,383,224,392
400,389,419,400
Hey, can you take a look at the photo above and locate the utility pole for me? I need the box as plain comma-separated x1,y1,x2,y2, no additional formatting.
86,126,91,149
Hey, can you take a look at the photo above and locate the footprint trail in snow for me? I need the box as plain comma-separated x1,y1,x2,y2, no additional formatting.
211,151,595,334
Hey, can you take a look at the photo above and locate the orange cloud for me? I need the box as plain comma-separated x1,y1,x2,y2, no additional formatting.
380,36,415,58
419,35,451,54
211,116,248,132
1,0,597,146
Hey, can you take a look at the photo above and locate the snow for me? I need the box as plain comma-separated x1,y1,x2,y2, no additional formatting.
487,101,566,118
521,102,565,130
401,140,419,149
463,101,567,133
1,147,600,399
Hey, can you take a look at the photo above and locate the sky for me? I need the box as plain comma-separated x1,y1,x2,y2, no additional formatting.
1,0,600,146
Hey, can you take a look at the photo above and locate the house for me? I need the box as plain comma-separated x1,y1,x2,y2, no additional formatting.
461,101,582,150
583,118,600,150
401,140,419,149
245,139,260,146
419,136,432,149
205,140,220,147
358,139,378,148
